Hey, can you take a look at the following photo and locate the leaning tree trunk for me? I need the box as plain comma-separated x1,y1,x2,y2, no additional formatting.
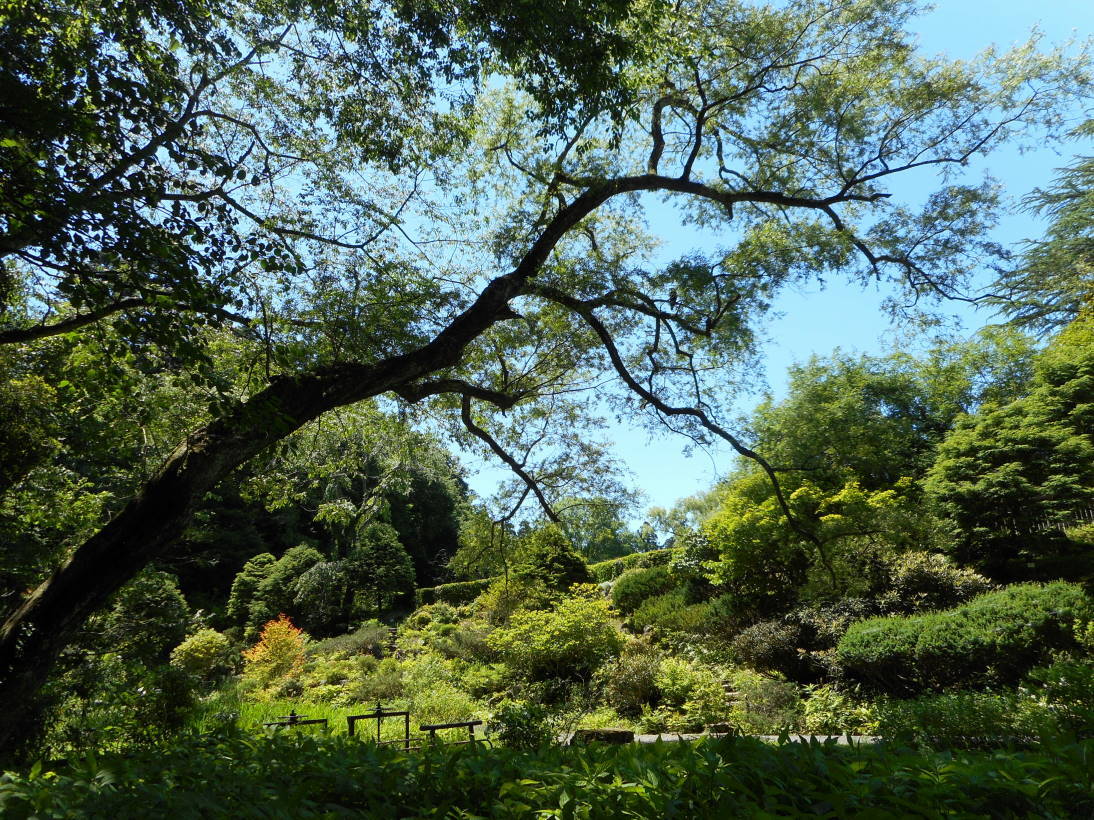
0,179,644,753
0,378,320,752
0,282,518,752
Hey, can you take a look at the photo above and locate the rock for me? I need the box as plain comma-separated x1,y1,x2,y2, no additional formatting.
569,728,635,745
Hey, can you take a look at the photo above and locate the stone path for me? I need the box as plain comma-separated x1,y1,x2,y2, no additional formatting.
562,731,882,745
634,732,882,744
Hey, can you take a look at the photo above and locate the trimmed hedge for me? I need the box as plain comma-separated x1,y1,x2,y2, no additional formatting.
419,547,682,606
589,547,682,582
415,578,493,608
836,582,1093,695
611,566,677,613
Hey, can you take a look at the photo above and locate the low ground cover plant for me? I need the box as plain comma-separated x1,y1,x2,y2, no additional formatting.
4,731,1094,818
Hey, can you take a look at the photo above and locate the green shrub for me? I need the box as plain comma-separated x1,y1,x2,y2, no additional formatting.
170,629,235,683
800,684,878,735
225,553,275,624
246,545,324,635
790,598,880,648
408,683,480,728
611,565,677,613
655,656,705,710
871,691,1044,748
305,620,388,657
726,669,801,734
488,700,555,750
474,576,554,625
732,619,812,682
837,582,1093,695
99,570,192,664
414,578,492,608
596,640,662,717
512,524,591,591
649,658,732,732
488,587,622,681
421,622,495,662
349,657,405,702
679,678,731,732
457,662,508,699
878,551,994,613
733,599,879,683
39,655,199,758
1026,660,1094,737
629,588,709,636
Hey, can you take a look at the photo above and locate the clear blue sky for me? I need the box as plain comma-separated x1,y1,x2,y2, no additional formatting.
466,0,1093,522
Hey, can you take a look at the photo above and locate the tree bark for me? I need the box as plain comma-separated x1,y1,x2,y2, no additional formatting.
0,179,625,752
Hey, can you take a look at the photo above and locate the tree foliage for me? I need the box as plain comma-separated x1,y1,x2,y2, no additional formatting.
927,316,1094,580
512,524,591,592
1,0,1089,750
988,122,1094,334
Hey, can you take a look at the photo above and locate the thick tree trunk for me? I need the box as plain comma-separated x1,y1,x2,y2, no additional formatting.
0,177,673,753
0,267,524,751
0,380,320,752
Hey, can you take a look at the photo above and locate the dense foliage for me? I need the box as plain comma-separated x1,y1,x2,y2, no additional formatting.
4,732,1094,818
1,0,1092,807
836,583,1093,695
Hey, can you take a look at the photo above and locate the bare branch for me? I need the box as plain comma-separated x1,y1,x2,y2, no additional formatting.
536,287,820,548
460,394,559,523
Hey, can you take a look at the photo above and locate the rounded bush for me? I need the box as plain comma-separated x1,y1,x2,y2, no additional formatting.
879,551,994,613
170,629,235,683
732,620,812,682
611,566,676,613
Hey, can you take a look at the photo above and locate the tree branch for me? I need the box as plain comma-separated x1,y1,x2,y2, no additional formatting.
0,298,252,345
536,287,820,549
459,394,559,523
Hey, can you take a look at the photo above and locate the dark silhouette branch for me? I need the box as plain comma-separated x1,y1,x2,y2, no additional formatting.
534,287,827,556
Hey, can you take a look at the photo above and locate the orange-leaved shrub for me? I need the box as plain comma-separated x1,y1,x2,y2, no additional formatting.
242,614,308,688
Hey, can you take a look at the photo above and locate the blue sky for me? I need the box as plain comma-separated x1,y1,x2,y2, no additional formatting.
466,0,1093,522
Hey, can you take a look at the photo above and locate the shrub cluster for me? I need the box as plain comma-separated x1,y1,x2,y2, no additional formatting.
733,598,878,683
